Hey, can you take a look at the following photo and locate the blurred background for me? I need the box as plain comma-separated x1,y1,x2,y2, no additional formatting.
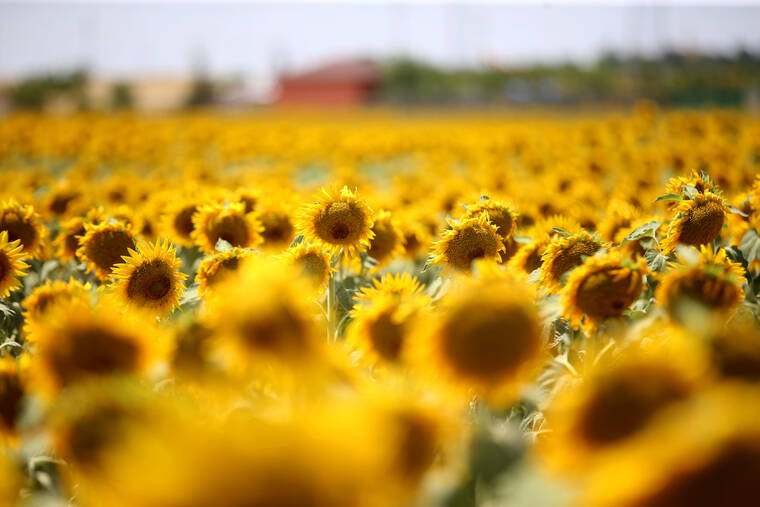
1,2,759,113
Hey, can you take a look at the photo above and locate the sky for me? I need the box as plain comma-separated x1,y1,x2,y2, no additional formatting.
1,3,759,85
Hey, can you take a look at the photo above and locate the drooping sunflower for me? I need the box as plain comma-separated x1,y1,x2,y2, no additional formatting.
561,251,648,334
77,221,137,281
27,299,167,397
661,191,727,253
582,385,760,507
111,240,187,316
0,231,29,299
297,186,375,258
54,208,105,263
463,198,519,240
22,278,92,341
0,356,27,442
411,275,545,406
196,247,254,297
539,231,606,293
281,242,334,294
656,245,746,321
429,215,504,273
191,201,263,254
0,199,47,259
663,169,719,208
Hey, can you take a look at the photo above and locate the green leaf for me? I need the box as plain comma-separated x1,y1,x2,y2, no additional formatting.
682,185,700,199
551,227,571,237
645,248,668,272
740,229,760,264
623,221,661,244
214,238,233,253
654,193,683,203
729,205,749,218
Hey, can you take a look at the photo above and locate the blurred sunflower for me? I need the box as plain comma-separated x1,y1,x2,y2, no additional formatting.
196,247,253,297
0,356,27,443
27,299,167,396
160,199,202,247
191,201,263,254
362,210,405,270
54,208,105,263
0,199,47,258
561,251,647,334
397,213,433,260
22,278,92,341
707,320,760,382
429,215,503,273
412,276,544,405
463,198,519,240
77,221,136,281
111,240,187,316
297,186,375,258
354,272,426,303
0,231,29,299
656,245,746,321
661,192,727,252
257,204,297,251
282,243,334,293
539,231,606,293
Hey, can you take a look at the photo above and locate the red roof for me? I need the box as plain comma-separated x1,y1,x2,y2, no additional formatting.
279,59,380,85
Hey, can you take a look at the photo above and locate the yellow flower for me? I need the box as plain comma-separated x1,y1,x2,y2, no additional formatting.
661,191,727,253
463,198,519,240
281,242,334,293
191,201,263,254
362,210,405,269
0,231,29,298
77,221,136,281
353,272,426,303
159,199,202,247
707,320,760,382
539,231,606,293
561,250,648,334
22,278,92,341
0,199,47,259
111,239,188,316
196,247,254,297
297,186,375,258
0,356,27,442
54,208,106,263
429,215,504,273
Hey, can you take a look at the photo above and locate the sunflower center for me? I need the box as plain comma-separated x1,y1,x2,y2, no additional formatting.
524,245,544,273
173,206,197,238
368,224,398,262
127,260,174,302
442,304,540,381
395,413,437,480
86,230,135,273
54,327,141,385
146,276,171,300
576,366,690,446
678,201,725,247
240,307,309,357
1,213,37,252
404,233,420,254
66,226,86,257
0,373,24,433
444,224,502,271
211,216,249,248
314,201,368,246
673,276,739,310
575,269,643,318
638,440,760,507
550,240,601,281
331,223,350,240
262,214,294,245
368,311,405,361
0,258,6,285
299,253,327,281
49,193,78,215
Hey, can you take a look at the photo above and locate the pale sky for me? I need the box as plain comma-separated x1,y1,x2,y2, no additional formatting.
1,3,759,84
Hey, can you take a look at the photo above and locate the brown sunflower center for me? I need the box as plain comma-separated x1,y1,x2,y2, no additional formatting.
550,240,601,281
240,306,310,357
711,335,760,382
67,406,135,468
575,268,643,318
126,260,173,301
261,214,294,245
1,213,38,252
0,257,6,285
210,215,250,248
368,224,399,262
173,206,197,239
65,226,86,257
52,327,141,386
678,201,725,247
368,311,404,361
404,233,421,255
49,192,78,215
576,366,690,446
672,276,739,311
637,440,760,507
0,373,24,433
395,412,437,481
441,303,540,381
314,202,367,245
85,229,135,273
298,253,327,281
524,245,544,273
489,209,514,238
444,224,502,271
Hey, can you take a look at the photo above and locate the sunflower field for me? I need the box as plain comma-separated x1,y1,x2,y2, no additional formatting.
0,105,760,506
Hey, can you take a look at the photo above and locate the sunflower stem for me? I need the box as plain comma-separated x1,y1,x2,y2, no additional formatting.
326,251,343,343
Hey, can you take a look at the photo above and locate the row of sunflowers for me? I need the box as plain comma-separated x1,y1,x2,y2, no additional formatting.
0,106,759,506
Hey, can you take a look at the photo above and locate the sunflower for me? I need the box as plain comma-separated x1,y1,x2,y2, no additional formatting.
160,199,202,247
191,201,263,254
27,299,167,397
412,276,544,405
354,272,426,304
0,231,29,299
661,191,727,253
0,199,47,258
397,212,433,260
40,183,86,220
707,320,760,382
664,169,719,207
361,210,405,269
582,385,760,507
508,239,548,274
0,356,27,442
111,240,187,316
429,215,504,273
77,221,136,281
297,186,375,258
540,339,705,473
54,208,105,263
22,278,92,341
656,245,746,321
258,204,297,251
169,319,216,380
200,260,324,371
597,199,640,243
281,243,334,293
539,231,606,293
196,247,253,297
561,251,648,334
463,198,519,239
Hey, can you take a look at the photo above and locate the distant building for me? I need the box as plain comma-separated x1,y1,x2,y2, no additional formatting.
275,59,380,107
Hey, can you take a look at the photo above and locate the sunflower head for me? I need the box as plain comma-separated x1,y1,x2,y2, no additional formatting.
258,204,297,251
191,201,264,254
76,220,136,281
282,242,334,294
539,231,606,293
160,199,201,247
354,272,426,305
0,356,27,441
111,240,188,316
362,210,405,269
708,320,760,382
662,191,727,253
196,247,254,297
22,278,92,341
0,231,29,299
464,198,519,239
561,250,648,334
429,215,504,273
0,199,47,259
297,186,375,257
54,208,106,263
